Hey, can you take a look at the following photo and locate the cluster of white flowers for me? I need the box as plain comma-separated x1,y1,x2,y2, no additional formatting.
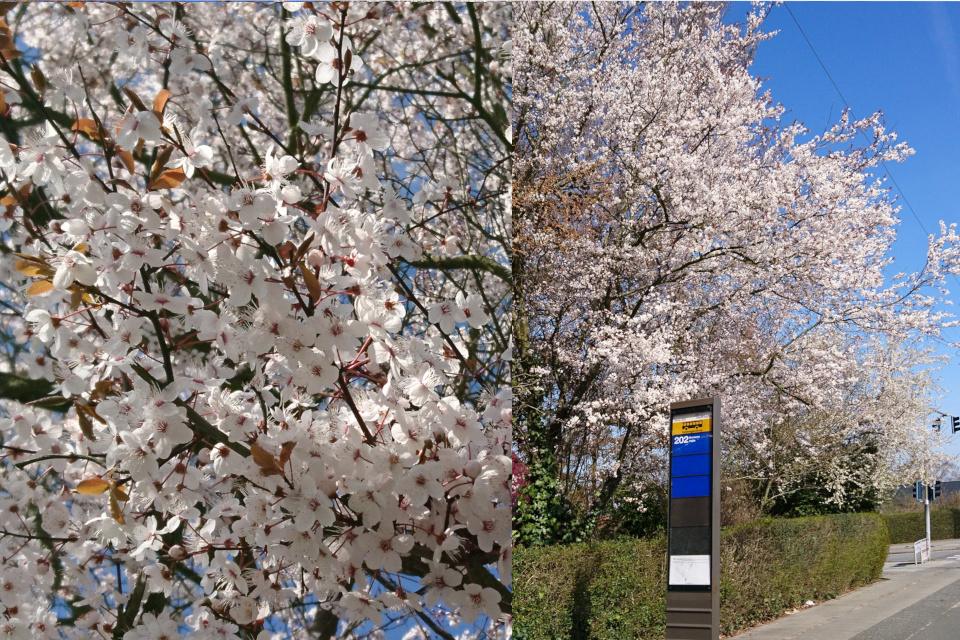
514,2,960,523
0,2,511,638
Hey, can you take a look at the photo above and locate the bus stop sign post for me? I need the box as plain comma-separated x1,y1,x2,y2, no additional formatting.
666,398,720,640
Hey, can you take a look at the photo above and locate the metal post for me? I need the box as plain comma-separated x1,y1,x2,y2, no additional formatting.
923,424,931,558
666,398,720,640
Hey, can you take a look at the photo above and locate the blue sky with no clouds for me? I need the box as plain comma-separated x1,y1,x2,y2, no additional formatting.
729,1,960,465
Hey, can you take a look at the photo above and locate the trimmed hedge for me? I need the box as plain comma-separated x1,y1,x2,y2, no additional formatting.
514,513,888,640
719,514,887,635
883,509,960,543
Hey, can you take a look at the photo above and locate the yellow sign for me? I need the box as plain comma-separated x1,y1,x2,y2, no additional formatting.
672,417,712,436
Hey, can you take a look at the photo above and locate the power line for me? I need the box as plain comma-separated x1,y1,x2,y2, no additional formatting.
784,2,960,346
784,4,930,236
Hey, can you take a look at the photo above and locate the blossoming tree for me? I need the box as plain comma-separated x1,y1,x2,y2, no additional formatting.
0,2,511,638
513,1,959,543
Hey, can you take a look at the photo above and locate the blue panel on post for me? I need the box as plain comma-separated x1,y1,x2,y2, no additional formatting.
671,475,711,498
671,453,710,477
671,432,711,456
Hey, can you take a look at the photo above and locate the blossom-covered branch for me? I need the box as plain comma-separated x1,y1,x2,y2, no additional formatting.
0,2,511,638
513,1,959,543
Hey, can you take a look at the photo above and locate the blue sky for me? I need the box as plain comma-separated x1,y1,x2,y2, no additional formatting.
729,1,960,466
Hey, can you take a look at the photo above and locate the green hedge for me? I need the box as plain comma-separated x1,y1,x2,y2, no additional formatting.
513,513,888,640
883,509,960,543
719,514,888,634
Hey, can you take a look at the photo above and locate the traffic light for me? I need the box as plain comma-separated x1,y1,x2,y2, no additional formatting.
933,417,942,432
935,480,942,500
952,416,960,434
914,481,923,501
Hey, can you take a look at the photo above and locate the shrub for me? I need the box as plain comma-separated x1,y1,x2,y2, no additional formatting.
883,509,960,543
514,513,888,640
513,537,667,640
720,479,763,528
719,513,888,634
598,487,669,540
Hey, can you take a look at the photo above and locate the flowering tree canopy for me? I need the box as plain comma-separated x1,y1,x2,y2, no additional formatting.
0,2,511,638
513,1,959,543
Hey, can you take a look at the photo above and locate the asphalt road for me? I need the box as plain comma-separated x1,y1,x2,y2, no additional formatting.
732,539,960,639
848,576,960,640
886,546,960,565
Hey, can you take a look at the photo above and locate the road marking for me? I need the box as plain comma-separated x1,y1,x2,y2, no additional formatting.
904,619,935,640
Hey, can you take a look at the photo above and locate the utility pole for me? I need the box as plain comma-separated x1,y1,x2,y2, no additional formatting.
925,423,932,553
914,410,955,560
917,410,957,558
921,419,931,555
923,412,947,553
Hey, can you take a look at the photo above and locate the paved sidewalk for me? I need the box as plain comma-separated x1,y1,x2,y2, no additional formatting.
729,539,960,639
